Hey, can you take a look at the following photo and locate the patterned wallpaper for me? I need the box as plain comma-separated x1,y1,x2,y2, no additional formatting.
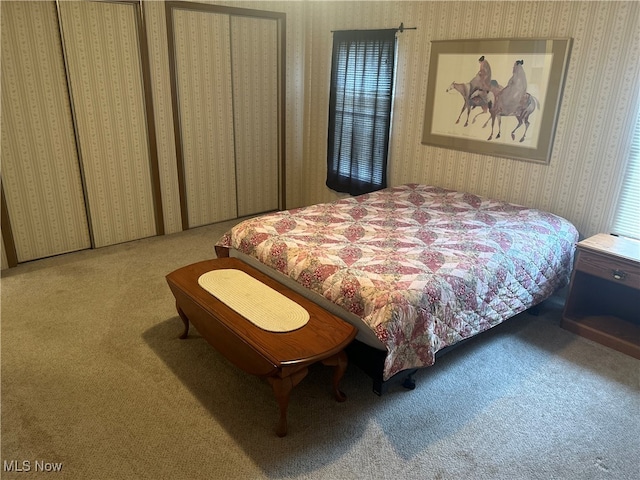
297,0,640,239
3,1,637,266
143,0,639,239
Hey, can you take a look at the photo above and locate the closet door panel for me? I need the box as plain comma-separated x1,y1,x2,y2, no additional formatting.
1,1,90,262
173,10,237,228
59,1,157,248
231,16,280,217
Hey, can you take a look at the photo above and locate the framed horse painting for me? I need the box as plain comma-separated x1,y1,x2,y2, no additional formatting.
421,38,572,164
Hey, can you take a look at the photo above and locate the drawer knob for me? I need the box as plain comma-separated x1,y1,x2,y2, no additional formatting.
612,270,627,281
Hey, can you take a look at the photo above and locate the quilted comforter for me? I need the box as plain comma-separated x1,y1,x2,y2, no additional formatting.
216,184,579,380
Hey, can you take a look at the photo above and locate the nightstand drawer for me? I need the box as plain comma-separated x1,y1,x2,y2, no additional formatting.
576,250,640,289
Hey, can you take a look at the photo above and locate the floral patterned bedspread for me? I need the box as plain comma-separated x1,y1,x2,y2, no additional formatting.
216,184,579,380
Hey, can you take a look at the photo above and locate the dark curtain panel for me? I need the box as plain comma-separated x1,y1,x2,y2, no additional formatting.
326,29,396,196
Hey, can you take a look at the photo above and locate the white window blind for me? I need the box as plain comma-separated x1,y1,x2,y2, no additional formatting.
611,112,640,240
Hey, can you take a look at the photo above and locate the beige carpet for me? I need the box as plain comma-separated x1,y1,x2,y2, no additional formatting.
1,220,639,479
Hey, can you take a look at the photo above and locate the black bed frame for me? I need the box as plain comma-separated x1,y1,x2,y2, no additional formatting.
345,340,415,396
346,303,541,395
345,338,466,396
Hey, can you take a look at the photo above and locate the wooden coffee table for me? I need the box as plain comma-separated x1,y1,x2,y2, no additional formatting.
166,257,357,437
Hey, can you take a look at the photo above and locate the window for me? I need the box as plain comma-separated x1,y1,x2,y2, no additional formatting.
326,30,396,196
611,111,640,240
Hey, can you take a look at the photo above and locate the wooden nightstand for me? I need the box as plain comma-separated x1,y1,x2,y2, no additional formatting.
562,234,640,358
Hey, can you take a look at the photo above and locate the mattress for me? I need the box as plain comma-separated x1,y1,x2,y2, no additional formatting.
216,184,579,380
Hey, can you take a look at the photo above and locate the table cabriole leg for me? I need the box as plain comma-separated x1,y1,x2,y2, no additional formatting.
267,368,309,437
321,350,349,402
176,304,190,339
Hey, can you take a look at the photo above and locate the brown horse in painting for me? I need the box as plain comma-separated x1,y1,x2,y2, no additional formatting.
447,79,503,128
447,82,484,126
447,56,503,128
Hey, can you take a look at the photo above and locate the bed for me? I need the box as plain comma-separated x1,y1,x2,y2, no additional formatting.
215,184,579,394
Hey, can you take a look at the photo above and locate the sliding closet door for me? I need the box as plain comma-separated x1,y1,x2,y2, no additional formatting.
58,1,160,248
1,1,91,262
230,16,280,217
171,9,238,228
167,3,285,229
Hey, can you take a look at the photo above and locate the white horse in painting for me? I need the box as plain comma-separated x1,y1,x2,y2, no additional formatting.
487,60,539,143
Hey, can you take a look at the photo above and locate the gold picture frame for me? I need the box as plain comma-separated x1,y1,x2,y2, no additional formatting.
421,38,572,164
